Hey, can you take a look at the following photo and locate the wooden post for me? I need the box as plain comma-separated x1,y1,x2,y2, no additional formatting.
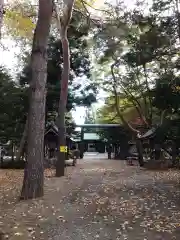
80,127,84,159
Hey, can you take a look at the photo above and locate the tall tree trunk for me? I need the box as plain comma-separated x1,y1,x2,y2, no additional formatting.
56,35,70,177
0,0,4,39
20,0,53,200
54,0,75,177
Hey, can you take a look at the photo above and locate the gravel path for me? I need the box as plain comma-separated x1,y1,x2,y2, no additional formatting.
1,157,180,239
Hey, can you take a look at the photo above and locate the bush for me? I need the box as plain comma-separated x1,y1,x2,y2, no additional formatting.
0,160,26,169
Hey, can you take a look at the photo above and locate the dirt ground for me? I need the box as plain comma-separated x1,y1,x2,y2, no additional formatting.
1,158,180,239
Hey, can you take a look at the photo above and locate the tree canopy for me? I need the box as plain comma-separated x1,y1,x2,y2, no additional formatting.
0,66,28,144
0,11,98,144
94,0,180,142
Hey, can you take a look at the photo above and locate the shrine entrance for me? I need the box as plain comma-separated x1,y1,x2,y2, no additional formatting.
75,124,123,159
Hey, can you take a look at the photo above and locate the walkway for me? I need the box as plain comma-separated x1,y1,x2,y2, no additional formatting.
83,152,109,160
1,158,180,239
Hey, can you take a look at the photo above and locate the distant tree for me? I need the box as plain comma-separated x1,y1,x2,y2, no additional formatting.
19,22,97,120
0,66,27,144
83,107,96,133
94,0,180,166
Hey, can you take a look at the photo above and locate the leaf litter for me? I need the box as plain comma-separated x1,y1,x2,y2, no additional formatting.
0,161,180,239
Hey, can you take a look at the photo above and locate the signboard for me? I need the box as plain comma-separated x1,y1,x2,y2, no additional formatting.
59,146,67,152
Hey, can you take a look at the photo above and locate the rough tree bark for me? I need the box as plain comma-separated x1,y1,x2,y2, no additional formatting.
54,0,75,177
20,0,53,200
0,0,4,39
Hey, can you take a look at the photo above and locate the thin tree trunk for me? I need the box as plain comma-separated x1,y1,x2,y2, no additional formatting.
136,139,144,166
54,0,75,177
0,146,3,166
175,0,180,42
11,141,14,162
116,66,149,127
113,84,144,166
160,109,167,125
135,68,149,120
170,141,177,167
20,0,53,200
56,36,70,177
0,0,4,39
111,62,144,133
143,64,153,122
111,63,144,166
16,119,28,161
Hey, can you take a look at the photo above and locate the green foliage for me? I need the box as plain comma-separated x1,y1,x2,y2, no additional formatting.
0,12,98,144
153,74,180,112
3,0,36,45
0,67,27,143
19,13,97,123
83,107,96,133
94,0,180,142
19,38,97,117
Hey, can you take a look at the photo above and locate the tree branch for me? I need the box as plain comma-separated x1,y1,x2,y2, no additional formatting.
134,67,149,119
111,62,139,134
142,63,153,123
111,59,149,127
160,109,167,125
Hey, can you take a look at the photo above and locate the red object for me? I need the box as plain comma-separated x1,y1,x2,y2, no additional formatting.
129,117,144,126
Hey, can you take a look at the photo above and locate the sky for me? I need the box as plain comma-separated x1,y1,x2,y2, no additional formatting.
0,38,21,72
